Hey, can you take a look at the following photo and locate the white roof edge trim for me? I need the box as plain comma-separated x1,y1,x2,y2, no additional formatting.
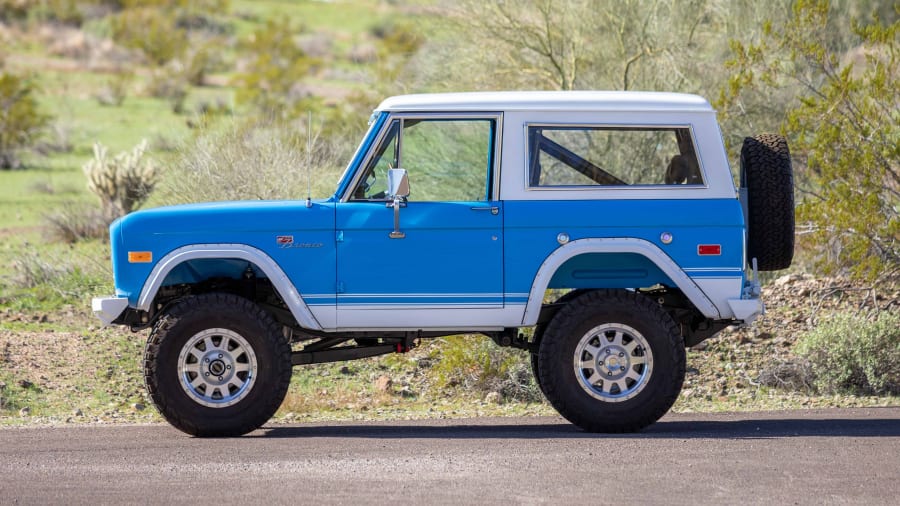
137,244,322,330
376,91,714,114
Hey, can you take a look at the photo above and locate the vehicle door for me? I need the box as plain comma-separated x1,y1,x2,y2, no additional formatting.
335,113,503,328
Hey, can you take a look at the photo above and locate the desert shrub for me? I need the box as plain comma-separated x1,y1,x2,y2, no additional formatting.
0,0,30,22
146,67,188,113
158,118,346,204
33,122,73,155
13,250,71,289
44,202,109,243
233,18,320,117
0,71,51,169
83,140,159,221
9,247,111,306
111,7,186,66
183,43,226,86
795,311,900,395
429,335,542,403
94,73,131,107
757,359,816,392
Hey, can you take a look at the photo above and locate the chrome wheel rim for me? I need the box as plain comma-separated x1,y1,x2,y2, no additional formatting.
177,328,258,408
573,323,653,402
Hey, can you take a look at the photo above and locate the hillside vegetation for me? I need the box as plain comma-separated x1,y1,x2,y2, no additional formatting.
0,0,898,424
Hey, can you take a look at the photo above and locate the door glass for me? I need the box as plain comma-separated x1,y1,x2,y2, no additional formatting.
351,118,495,202
402,119,492,202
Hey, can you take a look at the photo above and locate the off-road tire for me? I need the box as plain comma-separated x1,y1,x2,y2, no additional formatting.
144,293,292,437
537,289,685,433
740,133,795,271
530,289,589,395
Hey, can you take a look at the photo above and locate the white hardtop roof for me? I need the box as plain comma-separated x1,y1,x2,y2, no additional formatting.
375,91,714,113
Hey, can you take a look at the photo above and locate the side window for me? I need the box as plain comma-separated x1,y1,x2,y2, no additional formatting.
527,126,703,187
352,117,495,202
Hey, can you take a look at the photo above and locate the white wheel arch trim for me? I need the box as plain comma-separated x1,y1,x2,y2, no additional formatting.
137,244,322,330
521,237,721,325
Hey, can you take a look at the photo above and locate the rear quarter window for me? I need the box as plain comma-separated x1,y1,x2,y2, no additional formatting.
527,125,703,187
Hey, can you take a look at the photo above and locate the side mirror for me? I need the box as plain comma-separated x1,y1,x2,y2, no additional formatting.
387,168,410,199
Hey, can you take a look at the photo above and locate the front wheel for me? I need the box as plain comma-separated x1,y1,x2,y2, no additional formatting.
537,289,685,432
144,293,292,437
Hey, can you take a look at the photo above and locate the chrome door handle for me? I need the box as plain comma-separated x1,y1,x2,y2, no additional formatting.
471,206,499,215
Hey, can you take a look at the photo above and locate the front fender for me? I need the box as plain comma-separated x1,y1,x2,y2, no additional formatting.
137,243,322,331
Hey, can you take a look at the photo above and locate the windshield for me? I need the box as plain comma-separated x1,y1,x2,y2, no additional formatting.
331,111,389,200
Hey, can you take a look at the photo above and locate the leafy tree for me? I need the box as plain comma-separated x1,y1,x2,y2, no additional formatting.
430,0,784,94
719,0,899,280
0,72,50,170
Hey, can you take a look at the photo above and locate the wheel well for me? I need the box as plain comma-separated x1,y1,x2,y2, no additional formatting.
535,287,722,348
547,253,675,291
146,259,295,329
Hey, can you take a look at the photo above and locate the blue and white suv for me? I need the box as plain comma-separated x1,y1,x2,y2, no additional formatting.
93,91,794,436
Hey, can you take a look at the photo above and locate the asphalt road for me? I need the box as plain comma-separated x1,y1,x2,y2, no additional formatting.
2,408,899,505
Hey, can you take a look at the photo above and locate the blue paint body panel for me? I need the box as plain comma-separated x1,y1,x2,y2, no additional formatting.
503,199,746,296
334,201,503,312
110,200,336,306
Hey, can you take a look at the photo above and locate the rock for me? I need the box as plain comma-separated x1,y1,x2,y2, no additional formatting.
18,379,33,389
484,392,501,405
131,403,145,412
374,375,393,392
19,407,30,417
339,366,352,375
73,408,83,417
774,274,796,287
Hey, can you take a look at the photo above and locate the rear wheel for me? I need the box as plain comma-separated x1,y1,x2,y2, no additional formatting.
144,293,292,437
538,289,685,432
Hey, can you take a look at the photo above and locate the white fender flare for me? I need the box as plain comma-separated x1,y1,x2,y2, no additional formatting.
521,237,721,325
137,244,322,330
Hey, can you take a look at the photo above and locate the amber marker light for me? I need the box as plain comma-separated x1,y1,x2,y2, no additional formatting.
128,251,153,263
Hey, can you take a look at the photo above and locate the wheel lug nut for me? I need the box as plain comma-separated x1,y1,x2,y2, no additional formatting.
218,376,223,381
606,349,611,354
607,371,612,376
619,352,624,357
205,372,209,377
620,366,626,371
205,358,210,363
226,365,232,370
218,354,223,359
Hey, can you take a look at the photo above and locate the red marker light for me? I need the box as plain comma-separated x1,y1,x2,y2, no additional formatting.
698,245,721,256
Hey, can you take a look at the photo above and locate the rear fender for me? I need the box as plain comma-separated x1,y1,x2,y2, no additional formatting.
522,238,721,325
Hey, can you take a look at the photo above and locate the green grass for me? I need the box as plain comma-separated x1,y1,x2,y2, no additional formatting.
231,0,390,35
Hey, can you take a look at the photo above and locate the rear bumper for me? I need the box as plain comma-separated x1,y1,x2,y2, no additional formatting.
92,296,129,326
727,297,764,325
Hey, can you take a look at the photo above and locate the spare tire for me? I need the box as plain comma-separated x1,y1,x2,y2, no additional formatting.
740,134,795,271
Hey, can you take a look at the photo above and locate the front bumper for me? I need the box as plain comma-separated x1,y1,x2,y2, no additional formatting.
92,296,129,326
